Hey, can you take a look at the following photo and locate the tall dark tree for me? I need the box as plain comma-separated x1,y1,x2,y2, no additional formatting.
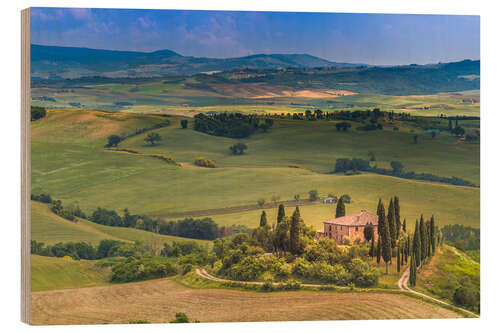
430,215,436,256
335,197,346,218
413,220,421,267
397,246,401,273
364,223,374,242
405,234,410,264
448,119,453,131
394,196,401,238
402,218,407,232
378,201,392,274
277,204,285,224
419,215,426,262
376,240,381,264
387,198,397,248
289,206,301,255
259,211,268,227
409,254,417,287
369,235,375,258
180,119,188,129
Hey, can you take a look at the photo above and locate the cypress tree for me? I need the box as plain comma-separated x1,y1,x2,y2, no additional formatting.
409,254,417,287
419,215,426,262
378,202,392,274
376,240,381,264
430,215,436,256
370,235,375,258
397,246,401,273
289,206,300,255
405,234,410,264
413,220,421,267
387,198,396,248
335,197,346,218
259,211,268,227
402,218,407,232
394,196,401,238
277,204,285,224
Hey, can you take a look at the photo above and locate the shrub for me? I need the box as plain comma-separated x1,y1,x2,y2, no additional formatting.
31,193,52,203
194,157,216,168
292,257,312,278
348,258,380,287
181,264,193,275
111,256,177,283
31,106,46,121
151,154,181,166
229,143,248,155
106,134,122,147
309,189,319,201
170,312,190,323
260,279,275,292
453,286,479,310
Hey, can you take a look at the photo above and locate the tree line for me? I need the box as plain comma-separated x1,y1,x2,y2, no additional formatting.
193,112,274,138
333,157,477,187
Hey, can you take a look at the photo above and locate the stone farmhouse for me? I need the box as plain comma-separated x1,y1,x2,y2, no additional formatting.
317,210,378,244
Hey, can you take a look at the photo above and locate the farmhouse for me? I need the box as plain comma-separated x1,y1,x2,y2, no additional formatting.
317,210,378,244
323,197,337,204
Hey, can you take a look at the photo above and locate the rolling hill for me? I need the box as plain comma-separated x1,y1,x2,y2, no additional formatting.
31,44,362,79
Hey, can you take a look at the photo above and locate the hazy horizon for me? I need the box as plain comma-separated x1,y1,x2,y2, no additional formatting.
30,8,480,66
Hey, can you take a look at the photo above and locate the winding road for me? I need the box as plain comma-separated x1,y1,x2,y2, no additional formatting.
397,267,479,318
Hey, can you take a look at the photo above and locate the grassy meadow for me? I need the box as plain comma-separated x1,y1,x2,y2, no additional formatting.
31,109,479,230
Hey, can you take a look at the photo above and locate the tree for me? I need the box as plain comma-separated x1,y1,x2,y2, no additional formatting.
413,135,418,144
397,246,401,272
180,119,188,129
376,239,381,264
419,215,426,262
31,106,47,121
107,134,122,147
402,218,407,232
308,189,319,201
448,119,453,131
144,132,161,145
335,197,346,218
335,122,351,131
364,223,374,242
430,215,436,256
290,206,301,255
387,198,396,248
390,161,404,174
394,196,401,238
259,211,268,227
369,235,375,258
293,194,300,202
377,200,392,274
257,199,265,207
229,143,248,155
413,220,421,267
277,204,285,224
409,254,417,287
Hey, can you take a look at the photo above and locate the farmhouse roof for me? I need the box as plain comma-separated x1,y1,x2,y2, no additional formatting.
324,210,378,226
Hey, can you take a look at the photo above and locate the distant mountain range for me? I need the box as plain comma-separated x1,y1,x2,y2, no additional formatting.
30,44,366,79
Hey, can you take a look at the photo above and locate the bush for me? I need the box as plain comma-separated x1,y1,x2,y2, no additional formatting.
31,106,46,121
111,256,177,283
170,312,190,323
308,189,319,201
106,134,122,147
31,193,52,203
151,154,181,166
260,279,275,292
453,286,479,310
348,258,380,287
292,257,312,278
194,157,216,168
229,143,248,155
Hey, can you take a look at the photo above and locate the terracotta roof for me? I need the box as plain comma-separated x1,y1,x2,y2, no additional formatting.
324,210,378,226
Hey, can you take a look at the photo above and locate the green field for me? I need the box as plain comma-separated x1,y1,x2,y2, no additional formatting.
31,109,479,230
31,255,112,291
31,200,211,247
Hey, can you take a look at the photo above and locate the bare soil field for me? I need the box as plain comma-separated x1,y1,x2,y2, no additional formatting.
30,278,461,325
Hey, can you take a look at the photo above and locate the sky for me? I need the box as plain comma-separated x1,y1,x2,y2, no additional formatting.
30,7,480,66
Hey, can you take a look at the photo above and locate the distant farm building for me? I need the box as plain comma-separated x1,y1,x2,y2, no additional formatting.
317,210,378,245
323,197,337,204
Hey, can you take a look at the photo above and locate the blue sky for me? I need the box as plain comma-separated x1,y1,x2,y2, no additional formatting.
30,7,479,65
